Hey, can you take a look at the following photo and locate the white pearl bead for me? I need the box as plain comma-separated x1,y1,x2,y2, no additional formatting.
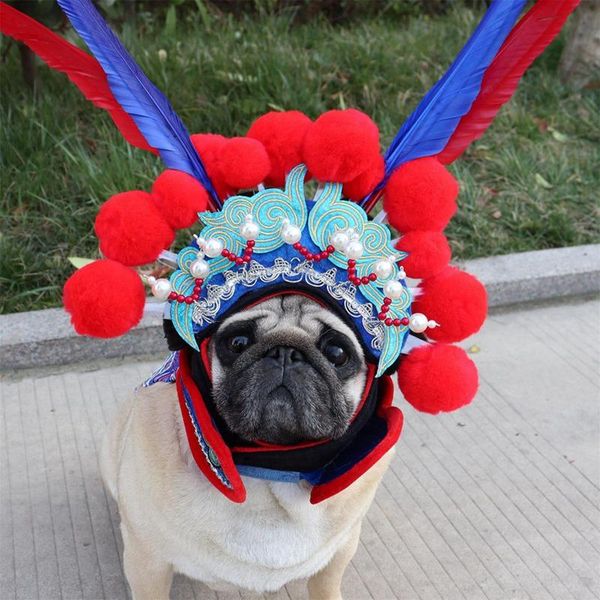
151,278,172,301
374,259,393,279
409,313,429,333
203,238,223,258
330,231,349,251
345,240,364,260
189,258,210,279
281,224,302,244
383,279,404,299
240,221,260,240
428,320,439,329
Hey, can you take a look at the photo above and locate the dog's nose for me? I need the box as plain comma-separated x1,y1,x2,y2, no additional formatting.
265,345,306,367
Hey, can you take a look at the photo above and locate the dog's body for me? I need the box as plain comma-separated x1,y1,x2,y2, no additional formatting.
101,296,392,598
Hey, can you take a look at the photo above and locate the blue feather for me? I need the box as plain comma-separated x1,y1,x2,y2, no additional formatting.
56,0,220,207
361,0,527,207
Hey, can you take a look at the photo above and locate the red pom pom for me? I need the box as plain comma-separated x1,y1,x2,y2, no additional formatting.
190,133,234,200
398,344,478,414
396,231,451,279
247,111,312,187
152,170,208,229
303,109,380,183
343,155,384,201
383,157,458,232
218,137,271,190
413,266,487,343
94,191,174,266
63,259,145,338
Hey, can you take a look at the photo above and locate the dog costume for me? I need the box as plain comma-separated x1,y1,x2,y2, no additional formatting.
1,0,577,503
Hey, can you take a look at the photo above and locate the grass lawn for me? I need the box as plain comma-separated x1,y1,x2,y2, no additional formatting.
1,5,598,313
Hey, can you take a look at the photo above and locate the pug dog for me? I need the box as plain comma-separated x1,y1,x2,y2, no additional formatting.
100,294,393,599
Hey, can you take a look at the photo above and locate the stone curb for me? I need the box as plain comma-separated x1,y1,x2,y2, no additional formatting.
1,244,599,371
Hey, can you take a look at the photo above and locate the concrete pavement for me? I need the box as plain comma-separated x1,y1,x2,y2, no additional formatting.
1,297,599,599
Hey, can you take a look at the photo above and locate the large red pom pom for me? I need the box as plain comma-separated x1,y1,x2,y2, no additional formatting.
152,170,208,230
396,230,451,279
413,266,487,343
398,344,478,414
95,191,174,266
343,154,384,201
303,109,380,183
247,111,312,187
63,259,145,338
383,157,458,232
190,133,233,200
218,137,271,190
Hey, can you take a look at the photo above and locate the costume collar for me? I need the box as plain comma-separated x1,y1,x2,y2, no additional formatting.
175,345,403,504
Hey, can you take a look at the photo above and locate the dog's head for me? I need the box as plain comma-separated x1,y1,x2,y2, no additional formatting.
209,295,367,445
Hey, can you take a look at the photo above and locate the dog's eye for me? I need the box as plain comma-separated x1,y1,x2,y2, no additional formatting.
227,333,253,354
322,342,348,367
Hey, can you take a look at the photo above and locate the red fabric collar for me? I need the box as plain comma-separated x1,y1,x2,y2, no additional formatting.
176,346,403,504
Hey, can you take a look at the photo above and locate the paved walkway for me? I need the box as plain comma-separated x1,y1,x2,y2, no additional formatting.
1,298,599,600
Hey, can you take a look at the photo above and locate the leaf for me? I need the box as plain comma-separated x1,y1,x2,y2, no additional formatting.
68,256,95,269
193,0,212,29
534,173,553,189
549,128,568,143
164,6,177,36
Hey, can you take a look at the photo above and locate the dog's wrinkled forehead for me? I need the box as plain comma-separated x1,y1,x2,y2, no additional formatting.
218,294,364,355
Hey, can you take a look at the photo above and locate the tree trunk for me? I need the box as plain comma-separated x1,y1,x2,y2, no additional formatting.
559,0,600,89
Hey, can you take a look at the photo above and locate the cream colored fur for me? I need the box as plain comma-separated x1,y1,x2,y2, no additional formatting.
100,297,392,599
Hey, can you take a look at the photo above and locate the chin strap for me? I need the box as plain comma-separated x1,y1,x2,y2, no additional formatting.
175,345,403,504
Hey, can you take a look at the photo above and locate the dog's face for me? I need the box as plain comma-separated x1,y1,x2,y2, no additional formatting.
210,295,367,445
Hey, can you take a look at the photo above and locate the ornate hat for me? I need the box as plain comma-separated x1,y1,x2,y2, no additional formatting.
0,0,577,500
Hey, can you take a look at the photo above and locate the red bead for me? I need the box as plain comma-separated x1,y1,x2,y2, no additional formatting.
191,293,199,301
327,245,335,253
361,276,370,285
369,273,377,281
378,313,387,321
383,297,392,305
185,297,194,304
348,267,355,274
228,255,236,262
195,278,204,285
348,259,356,267
177,294,185,303
320,252,328,260
247,240,255,247
393,318,402,327
306,253,314,261
243,256,251,262
385,318,393,326
401,317,410,326
300,247,308,255
221,249,229,257
293,242,302,250
351,277,361,286
381,305,389,313
235,257,244,265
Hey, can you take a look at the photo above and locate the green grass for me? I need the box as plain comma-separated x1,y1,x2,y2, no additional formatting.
1,5,599,313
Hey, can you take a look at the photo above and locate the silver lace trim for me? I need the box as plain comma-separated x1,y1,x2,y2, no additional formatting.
191,257,385,350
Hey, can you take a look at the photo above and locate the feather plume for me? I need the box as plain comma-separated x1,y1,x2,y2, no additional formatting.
0,2,154,154
438,0,579,164
55,0,219,207
360,0,527,210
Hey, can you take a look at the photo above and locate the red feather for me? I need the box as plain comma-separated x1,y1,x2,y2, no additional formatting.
438,0,579,164
0,2,155,154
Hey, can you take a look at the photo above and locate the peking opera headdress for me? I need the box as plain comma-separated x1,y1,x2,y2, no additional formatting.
0,0,578,502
